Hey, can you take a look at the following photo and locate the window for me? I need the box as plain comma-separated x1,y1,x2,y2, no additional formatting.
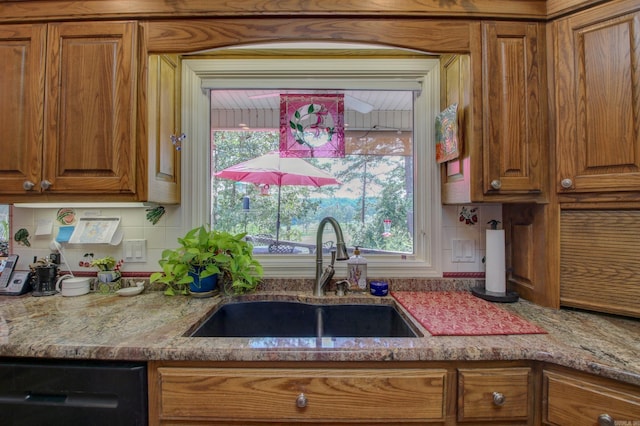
211,89,414,254
182,55,441,278
0,204,8,257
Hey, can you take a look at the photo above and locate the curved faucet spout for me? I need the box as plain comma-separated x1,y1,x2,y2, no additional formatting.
315,217,349,296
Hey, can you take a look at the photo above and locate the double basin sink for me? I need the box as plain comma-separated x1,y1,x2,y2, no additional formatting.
188,300,420,338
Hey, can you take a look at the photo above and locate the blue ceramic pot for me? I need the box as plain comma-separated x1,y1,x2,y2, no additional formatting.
188,271,218,293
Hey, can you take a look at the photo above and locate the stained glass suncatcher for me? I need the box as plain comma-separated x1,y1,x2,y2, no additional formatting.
279,94,345,158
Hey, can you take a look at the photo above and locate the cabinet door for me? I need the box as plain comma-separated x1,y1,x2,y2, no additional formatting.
44,21,137,195
0,24,46,194
440,54,473,204
544,370,640,425
482,21,546,197
153,367,447,423
147,54,181,204
458,367,533,423
554,8,640,194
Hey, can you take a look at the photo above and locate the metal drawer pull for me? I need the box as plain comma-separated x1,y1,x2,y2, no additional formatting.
296,393,308,408
598,414,614,426
40,180,52,191
560,178,573,189
490,180,502,190
492,391,506,406
22,181,35,191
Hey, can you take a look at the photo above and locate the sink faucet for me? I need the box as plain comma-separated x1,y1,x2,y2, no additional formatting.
315,217,349,296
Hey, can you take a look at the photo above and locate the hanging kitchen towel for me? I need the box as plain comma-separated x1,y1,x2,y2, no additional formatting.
435,103,460,163
391,291,547,336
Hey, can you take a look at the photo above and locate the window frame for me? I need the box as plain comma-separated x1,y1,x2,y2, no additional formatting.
181,57,442,278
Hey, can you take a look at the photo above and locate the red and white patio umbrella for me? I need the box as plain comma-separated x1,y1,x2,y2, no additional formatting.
215,152,341,241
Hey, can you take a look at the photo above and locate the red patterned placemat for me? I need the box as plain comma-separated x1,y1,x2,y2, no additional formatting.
391,291,547,336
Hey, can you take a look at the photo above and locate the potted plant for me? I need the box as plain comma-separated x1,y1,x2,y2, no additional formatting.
90,256,122,293
150,225,263,296
90,255,117,271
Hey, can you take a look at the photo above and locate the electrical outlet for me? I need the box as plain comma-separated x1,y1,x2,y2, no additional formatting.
451,239,475,263
123,239,147,263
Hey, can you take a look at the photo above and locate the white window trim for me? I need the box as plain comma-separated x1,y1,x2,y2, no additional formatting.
181,58,442,279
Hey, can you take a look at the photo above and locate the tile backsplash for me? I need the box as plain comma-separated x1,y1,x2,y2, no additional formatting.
9,204,500,276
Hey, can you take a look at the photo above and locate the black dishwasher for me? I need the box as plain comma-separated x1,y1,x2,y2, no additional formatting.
0,357,147,426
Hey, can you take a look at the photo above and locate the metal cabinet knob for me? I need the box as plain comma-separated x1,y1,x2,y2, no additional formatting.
40,180,52,191
598,414,614,426
490,180,502,190
296,393,308,408
560,178,573,189
492,391,506,406
23,181,35,191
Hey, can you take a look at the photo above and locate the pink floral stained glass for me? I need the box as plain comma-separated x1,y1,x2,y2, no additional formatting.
279,94,345,158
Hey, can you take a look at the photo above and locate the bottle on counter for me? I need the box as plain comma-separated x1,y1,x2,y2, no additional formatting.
347,246,367,292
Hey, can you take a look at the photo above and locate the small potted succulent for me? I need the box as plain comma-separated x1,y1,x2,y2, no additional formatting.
150,225,263,296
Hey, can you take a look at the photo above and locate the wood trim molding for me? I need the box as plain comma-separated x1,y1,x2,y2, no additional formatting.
145,18,473,54
1,1,631,24
0,0,547,23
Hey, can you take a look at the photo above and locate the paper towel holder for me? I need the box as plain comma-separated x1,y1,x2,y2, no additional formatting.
472,219,519,303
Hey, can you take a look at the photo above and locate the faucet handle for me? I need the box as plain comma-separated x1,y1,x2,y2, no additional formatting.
319,264,335,294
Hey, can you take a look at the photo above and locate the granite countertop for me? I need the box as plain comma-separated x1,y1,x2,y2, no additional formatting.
0,287,639,387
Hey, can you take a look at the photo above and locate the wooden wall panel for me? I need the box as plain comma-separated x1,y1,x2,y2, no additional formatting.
560,210,640,317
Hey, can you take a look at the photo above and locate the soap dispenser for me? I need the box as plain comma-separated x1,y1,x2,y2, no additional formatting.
347,246,367,292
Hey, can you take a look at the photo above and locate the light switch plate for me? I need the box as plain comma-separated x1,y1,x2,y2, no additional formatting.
123,239,147,263
452,239,475,263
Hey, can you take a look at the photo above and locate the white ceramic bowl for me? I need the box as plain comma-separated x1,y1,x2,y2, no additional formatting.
57,277,91,297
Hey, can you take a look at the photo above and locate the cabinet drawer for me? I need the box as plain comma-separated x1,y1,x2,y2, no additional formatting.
544,371,640,425
156,367,447,422
458,367,532,421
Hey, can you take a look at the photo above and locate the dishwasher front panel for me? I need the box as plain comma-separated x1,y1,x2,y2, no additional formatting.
0,358,147,426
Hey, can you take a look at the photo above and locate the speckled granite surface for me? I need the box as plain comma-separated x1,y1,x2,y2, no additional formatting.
0,279,638,387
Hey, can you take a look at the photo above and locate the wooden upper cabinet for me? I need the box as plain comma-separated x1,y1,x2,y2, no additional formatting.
442,22,547,204
0,24,46,195
482,21,546,199
440,54,473,204
44,21,137,195
0,21,137,201
147,54,181,204
554,4,640,196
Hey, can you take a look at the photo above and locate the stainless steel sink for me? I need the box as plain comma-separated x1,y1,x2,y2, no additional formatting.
188,301,420,338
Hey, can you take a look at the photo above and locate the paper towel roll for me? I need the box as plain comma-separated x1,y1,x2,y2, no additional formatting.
485,229,506,294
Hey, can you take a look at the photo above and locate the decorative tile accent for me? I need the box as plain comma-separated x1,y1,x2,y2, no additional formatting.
459,206,478,225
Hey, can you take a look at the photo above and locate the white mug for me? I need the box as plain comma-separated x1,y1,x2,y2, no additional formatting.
55,275,91,297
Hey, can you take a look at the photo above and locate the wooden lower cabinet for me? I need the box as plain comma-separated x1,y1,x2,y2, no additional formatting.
149,361,546,425
150,363,449,424
543,369,640,426
149,362,640,425
458,367,533,423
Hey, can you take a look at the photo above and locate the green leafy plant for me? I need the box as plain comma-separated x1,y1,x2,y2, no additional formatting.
90,256,117,271
150,226,263,296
